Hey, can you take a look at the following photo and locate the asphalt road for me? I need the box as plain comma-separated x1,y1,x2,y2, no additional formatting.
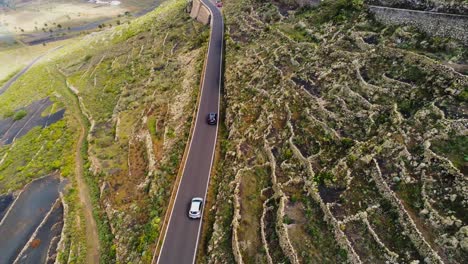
156,0,223,263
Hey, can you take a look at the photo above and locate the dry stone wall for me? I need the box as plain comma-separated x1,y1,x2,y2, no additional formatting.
367,0,468,15
369,5,468,45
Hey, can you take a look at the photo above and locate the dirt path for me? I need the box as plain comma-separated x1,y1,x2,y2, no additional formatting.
60,69,100,263
73,101,100,263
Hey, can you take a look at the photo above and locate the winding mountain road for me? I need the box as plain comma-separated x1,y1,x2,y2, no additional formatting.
155,0,223,263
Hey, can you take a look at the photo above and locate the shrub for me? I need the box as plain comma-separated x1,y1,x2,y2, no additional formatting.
314,171,335,185
13,109,27,121
283,215,294,224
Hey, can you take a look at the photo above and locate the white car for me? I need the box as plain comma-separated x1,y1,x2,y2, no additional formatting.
188,197,203,219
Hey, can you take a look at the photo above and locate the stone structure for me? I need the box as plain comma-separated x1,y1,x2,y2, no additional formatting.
190,0,211,25
291,0,321,7
367,0,468,15
369,5,468,45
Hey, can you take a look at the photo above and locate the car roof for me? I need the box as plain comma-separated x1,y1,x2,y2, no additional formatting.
190,200,202,211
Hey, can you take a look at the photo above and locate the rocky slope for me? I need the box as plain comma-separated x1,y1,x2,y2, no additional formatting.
203,0,467,263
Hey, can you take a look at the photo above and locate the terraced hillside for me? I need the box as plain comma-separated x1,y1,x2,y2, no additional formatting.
203,0,467,263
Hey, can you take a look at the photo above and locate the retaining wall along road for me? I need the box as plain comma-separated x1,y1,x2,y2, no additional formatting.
190,0,211,25
369,5,468,45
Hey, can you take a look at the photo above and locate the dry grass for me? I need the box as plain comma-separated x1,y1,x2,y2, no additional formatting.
0,38,70,80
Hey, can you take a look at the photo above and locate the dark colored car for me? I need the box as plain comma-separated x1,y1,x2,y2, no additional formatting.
207,112,217,125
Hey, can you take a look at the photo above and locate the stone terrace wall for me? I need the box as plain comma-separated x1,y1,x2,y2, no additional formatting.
367,0,468,15
369,5,468,45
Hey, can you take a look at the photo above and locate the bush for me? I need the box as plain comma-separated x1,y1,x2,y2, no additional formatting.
314,171,335,185
283,215,294,224
456,88,468,102
13,109,27,121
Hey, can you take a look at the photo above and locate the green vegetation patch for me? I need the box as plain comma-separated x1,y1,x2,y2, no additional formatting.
290,196,348,263
0,64,65,115
12,109,27,121
0,119,75,192
343,220,388,263
367,201,425,262
237,166,270,263
431,135,467,173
